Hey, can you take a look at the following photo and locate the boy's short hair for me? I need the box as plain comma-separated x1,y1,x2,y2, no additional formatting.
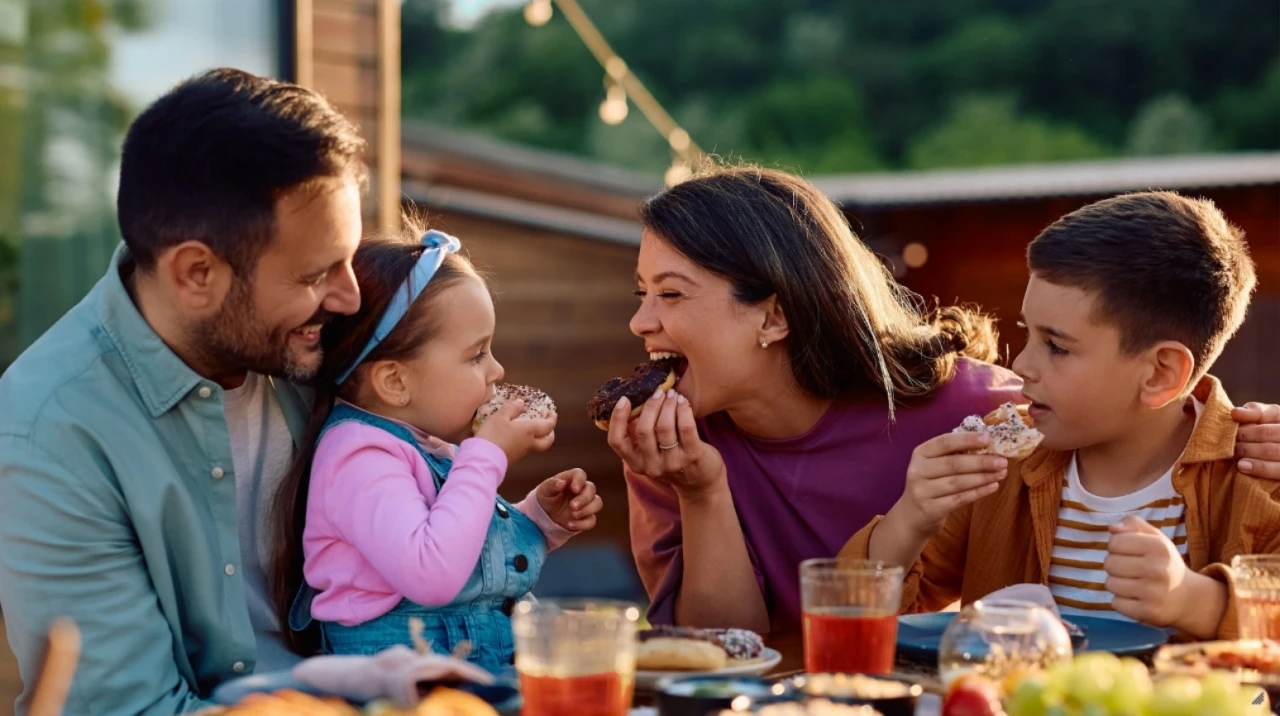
1027,191,1256,380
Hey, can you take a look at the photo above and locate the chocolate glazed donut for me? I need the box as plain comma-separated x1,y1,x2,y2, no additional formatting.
587,357,685,430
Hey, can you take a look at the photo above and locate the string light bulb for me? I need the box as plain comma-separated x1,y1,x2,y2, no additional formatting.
599,84,628,125
524,0,552,26
903,242,929,269
664,160,692,187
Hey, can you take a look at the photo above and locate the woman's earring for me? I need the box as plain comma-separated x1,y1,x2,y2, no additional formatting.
399,396,408,405
760,340,769,349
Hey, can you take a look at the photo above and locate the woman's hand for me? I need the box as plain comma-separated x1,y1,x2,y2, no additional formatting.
605,389,725,499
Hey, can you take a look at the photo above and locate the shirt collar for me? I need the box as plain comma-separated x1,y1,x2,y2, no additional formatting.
97,244,205,418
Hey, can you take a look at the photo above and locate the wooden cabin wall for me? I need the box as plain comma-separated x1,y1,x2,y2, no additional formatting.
304,0,399,232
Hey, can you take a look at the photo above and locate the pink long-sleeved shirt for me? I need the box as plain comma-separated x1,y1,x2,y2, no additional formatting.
302,416,574,626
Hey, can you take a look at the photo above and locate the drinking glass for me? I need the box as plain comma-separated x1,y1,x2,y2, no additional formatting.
938,599,1072,688
800,558,904,675
512,598,640,716
1233,555,1280,641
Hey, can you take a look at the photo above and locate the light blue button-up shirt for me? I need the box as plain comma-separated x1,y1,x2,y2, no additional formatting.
0,248,311,715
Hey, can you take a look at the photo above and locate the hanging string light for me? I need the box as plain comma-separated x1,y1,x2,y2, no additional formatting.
523,0,553,27
599,80,628,125
525,0,703,186
664,160,692,187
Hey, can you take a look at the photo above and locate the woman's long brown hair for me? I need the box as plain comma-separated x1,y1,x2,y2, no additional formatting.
270,216,480,654
639,165,998,417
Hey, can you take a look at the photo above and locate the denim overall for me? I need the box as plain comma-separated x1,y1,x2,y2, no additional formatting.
289,404,547,674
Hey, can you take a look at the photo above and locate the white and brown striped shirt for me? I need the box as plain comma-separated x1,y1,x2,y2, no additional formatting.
1049,400,1202,621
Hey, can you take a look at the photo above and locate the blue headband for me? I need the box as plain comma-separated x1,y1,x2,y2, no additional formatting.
334,230,462,385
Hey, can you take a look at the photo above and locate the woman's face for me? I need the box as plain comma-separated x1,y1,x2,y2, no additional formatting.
629,230,779,417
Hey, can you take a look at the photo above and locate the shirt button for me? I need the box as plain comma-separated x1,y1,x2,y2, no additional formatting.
232,661,246,673
224,564,236,577
198,386,212,399
513,555,529,573
211,467,225,479
496,504,510,519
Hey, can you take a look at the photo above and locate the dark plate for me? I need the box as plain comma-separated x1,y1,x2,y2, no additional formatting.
895,613,1170,662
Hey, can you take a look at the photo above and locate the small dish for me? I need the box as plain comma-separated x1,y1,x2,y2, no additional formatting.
656,675,792,716
785,673,921,716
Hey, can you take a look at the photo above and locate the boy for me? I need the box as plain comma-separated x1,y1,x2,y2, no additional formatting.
843,191,1279,639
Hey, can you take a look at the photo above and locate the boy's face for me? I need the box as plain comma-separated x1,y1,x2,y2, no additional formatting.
1011,275,1151,451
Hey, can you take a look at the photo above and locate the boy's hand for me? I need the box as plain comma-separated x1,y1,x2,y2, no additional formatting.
895,431,1008,538
1104,516,1193,627
535,468,602,532
475,399,557,464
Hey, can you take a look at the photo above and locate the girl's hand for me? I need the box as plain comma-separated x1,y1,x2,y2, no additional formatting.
605,389,726,499
536,469,602,532
475,399,556,464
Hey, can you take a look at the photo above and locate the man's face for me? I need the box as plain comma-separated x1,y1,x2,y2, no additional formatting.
192,175,363,382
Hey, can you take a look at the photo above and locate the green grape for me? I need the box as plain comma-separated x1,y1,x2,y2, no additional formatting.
1045,661,1074,700
1103,657,1154,715
1068,653,1122,706
1007,675,1051,716
1196,672,1245,716
1149,676,1203,716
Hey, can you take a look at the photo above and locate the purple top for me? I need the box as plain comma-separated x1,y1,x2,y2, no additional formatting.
625,358,1023,632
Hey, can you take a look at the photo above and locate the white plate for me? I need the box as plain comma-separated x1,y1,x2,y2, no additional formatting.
634,647,783,691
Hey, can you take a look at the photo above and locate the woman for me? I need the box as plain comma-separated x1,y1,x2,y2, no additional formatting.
605,165,1280,637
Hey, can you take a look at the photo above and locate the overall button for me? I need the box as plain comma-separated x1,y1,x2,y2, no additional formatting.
232,661,246,673
513,555,529,573
496,504,509,519
501,598,516,616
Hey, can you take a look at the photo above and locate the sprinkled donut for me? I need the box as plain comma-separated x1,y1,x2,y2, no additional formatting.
472,384,556,434
953,402,1044,460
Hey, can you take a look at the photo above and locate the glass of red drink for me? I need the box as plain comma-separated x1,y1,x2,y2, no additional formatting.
512,598,640,716
800,558,904,675
1233,555,1280,640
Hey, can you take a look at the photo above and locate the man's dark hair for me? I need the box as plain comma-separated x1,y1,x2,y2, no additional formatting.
117,68,367,274
1028,191,1256,380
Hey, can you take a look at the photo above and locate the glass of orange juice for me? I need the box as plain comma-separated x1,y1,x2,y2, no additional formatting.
512,598,640,716
1232,555,1280,640
800,559,904,675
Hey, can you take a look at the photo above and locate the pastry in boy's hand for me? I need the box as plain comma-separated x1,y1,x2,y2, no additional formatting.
952,402,1044,460
471,384,556,435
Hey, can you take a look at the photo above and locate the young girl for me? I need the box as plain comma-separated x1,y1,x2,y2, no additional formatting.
271,221,602,673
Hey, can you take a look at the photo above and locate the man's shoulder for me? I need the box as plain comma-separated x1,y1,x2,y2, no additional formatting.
0,300,130,442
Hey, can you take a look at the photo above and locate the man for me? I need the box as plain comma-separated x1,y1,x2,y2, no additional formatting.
0,68,365,714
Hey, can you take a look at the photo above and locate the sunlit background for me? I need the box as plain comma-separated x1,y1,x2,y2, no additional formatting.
1,0,1277,702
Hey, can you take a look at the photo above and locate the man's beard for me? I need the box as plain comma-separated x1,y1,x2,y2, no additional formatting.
187,279,328,384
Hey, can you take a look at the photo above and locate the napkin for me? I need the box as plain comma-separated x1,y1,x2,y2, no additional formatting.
979,583,1061,617
291,645,496,708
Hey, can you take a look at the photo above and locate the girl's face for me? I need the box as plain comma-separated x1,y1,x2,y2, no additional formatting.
395,277,504,443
